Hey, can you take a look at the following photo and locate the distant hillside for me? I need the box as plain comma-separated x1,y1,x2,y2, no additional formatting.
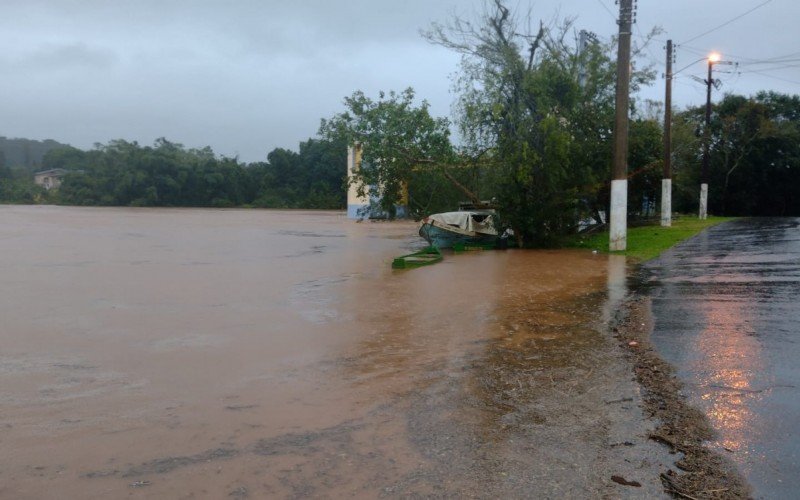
0,137,73,171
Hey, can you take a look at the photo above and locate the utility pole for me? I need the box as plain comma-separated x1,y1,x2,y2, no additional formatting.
699,53,719,219
661,39,673,227
610,0,634,251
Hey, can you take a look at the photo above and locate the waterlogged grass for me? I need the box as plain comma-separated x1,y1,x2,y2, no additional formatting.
568,216,735,262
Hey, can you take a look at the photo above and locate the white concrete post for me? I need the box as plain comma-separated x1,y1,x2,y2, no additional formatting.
699,183,708,220
661,179,672,227
609,179,628,251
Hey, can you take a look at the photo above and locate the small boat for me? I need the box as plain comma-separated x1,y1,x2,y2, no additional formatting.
418,211,499,249
391,246,443,269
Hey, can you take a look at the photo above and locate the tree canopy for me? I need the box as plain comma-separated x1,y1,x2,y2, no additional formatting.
319,88,458,218
2,137,348,209
672,91,800,216
322,0,658,246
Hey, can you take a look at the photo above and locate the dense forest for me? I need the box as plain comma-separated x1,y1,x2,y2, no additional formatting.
0,137,347,209
0,136,70,170
670,91,800,216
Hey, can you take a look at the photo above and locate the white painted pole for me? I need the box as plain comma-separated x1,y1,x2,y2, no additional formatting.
610,179,628,251
661,179,672,226
662,40,673,227
609,0,633,252
699,183,708,220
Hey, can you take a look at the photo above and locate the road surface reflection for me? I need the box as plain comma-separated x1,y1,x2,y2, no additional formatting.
644,217,800,498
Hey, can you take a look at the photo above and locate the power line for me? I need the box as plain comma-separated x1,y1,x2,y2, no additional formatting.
755,50,800,63
679,0,773,45
740,69,800,86
594,0,617,22
738,59,800,67
673,57,708,75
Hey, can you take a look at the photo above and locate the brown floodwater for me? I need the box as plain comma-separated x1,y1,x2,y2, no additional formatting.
0,205,669,499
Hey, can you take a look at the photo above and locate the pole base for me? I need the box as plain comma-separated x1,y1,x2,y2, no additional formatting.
699,183,708,220
661,178,672,227
610,179,627,251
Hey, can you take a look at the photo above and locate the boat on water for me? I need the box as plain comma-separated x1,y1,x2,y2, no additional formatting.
418,211,499,249
391,246,443,269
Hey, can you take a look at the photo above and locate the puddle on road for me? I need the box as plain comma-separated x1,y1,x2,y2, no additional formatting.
0,206,659,499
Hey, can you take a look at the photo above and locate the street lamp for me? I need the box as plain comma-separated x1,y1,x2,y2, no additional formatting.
700,52,721,219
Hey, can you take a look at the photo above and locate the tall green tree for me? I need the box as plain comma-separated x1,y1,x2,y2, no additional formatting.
627,118,664,216
424,0,657,245
319,88,456,218
673,92,800,216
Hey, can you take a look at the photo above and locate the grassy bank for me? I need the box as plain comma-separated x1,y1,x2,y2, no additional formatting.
568,216,734,262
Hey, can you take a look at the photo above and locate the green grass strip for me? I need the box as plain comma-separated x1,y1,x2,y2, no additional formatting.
567,216,735,262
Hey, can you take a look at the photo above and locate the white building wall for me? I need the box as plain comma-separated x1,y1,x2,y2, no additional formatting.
346,144,370,219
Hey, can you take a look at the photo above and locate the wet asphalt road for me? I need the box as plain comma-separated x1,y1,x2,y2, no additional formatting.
641,218,800,499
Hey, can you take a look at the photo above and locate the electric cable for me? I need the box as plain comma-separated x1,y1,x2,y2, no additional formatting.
679,0,773,45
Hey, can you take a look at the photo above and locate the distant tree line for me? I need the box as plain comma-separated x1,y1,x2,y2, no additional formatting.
0,137,347,209
0,136,69,170
0,137,72,203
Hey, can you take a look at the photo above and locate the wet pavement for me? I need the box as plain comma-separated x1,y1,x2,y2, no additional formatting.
0,205,671,499
642,218,800,499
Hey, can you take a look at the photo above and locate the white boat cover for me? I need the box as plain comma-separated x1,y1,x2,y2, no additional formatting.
426,211,497,235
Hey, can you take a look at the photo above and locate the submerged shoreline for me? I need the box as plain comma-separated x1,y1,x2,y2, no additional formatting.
613,295,751,499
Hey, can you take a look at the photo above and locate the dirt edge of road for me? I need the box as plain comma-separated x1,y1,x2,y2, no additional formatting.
613,296,752,499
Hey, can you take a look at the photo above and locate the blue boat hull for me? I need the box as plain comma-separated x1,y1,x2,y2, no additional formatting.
419,222,497,249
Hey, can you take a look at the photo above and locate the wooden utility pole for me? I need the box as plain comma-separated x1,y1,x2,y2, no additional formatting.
609,0,633,251
699,57,714,219
661,39,673,227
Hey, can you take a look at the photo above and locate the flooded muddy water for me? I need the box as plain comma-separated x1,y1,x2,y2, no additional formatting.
642,218,800,499
1,206,669,498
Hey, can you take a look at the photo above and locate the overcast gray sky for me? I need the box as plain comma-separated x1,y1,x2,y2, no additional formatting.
2,0,797,162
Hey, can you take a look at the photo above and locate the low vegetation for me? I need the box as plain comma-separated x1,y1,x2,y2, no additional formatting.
568,216,734,261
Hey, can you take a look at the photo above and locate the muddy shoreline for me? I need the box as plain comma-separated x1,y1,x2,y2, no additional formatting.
613,295,751,499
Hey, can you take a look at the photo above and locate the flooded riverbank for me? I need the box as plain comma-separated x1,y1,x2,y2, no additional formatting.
1,206,670,498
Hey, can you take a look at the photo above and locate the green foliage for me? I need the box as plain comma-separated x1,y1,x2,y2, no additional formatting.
0,150,48,204
319,88,456,218
317,1,661,242
0,136,70,171
251,138,347,209
673,91,800,216
627,119,664,215
0,151,9,180
425,1,657,246
1,137,347,209
0,178,46,204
